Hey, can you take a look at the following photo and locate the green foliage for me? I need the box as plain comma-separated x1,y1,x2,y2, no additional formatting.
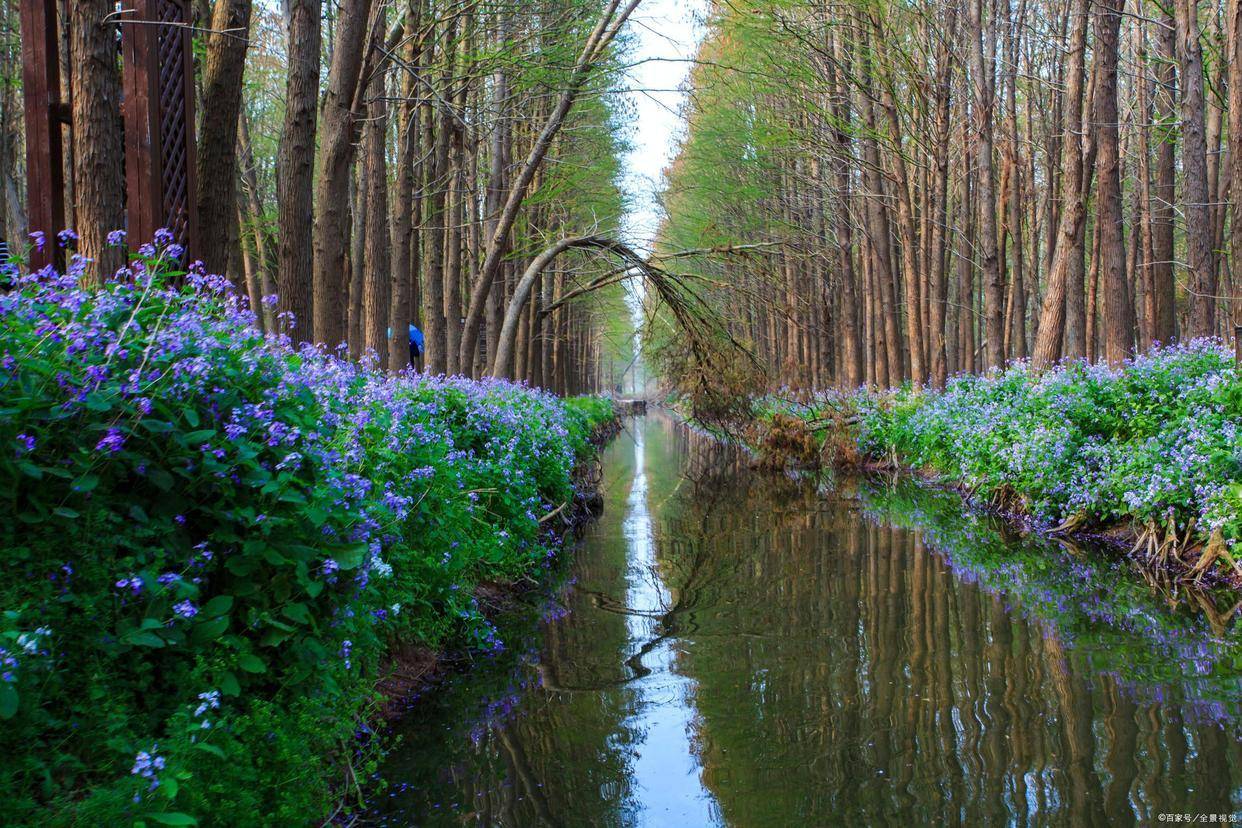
0,256,615,825
852,342,1242,546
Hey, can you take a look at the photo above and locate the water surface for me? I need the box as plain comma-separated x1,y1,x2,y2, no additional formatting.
373,414,1242,826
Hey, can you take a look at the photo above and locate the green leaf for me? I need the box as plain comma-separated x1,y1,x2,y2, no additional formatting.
237,654,266,674
161,776,179,800
147,467,174,491
184,429,216,445
335,543,369,571
261,547,287,566
218,671,240,697
0,683,18,719
17,462,42,480
192,616,228,643
145,813,197,826
202,595,233,617
83,393,111,412
194,742,226,759
52,506,79,519
123,631,165,648
225,556,255,576
72,474,99,493
184,408,200,428
282,602,311,625
260,629,291,647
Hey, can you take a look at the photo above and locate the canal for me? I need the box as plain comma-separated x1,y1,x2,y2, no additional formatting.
371,413,1242,826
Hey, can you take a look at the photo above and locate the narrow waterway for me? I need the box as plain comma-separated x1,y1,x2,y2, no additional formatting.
372,414,1242,826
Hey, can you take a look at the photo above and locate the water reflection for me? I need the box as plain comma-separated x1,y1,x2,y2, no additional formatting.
371,414,1242,827
618,425,721,825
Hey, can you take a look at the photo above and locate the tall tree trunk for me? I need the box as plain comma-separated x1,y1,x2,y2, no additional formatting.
236,112,275,330
1152,8,1179,344
830,28,863,389
1176,0,1218,337
69,0,125,282
421,51,453,375
873,26,926,386
389,2,422,372
195,0,252,274
1032,0,1090,369
276,0,321,340
362,67,390,366
311,0,377,348
1094,0,1135,365
968,0,1005,368
1228,0,1242,337
860,87,904,383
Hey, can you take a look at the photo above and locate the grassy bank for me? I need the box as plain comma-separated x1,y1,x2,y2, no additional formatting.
0,248,616,825
752,341,1241,586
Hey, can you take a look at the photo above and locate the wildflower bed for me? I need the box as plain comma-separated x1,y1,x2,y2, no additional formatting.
756,342,1242,581
0,250,616,825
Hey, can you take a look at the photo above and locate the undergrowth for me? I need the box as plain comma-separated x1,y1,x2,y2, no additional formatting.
0,237,615,826
750,343,1241,580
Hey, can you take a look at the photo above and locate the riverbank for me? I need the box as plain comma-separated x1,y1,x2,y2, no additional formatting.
746,341,1241,592
0,259,618,826
376,410,623,720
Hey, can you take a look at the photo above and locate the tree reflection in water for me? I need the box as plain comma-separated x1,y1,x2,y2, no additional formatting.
371,413,1242,827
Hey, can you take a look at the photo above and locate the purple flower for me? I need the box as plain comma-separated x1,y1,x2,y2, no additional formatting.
193,689,220,717
115,576,143,595
131,747,165,792
106,229,127,247
172,600,198,619
56,229,78,248
28,231,45,252
94,428,125,453
14,433,34,455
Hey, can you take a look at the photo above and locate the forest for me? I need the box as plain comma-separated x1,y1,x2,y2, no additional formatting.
656,0,1242,390
1,0,1241,824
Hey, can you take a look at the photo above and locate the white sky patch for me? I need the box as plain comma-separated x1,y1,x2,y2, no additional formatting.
619,0,706,254
617,0,706,383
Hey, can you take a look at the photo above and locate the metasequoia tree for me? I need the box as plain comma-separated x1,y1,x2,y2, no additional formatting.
274,0,320,340
68,0,125,280
195,0,252,274
20,0,1242,395
457,0,644,372
655,0,1242,394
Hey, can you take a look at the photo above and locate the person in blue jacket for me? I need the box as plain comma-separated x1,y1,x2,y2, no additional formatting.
387,324,425,367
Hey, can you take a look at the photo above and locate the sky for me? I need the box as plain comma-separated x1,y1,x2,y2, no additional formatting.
618,0,708,254
615,0,707,387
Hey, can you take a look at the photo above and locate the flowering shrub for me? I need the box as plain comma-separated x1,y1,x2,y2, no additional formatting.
0,242,615,825
853,343,1241,550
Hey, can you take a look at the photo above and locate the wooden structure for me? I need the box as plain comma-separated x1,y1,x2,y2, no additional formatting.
19,0,65,268
122,0,199,251
20,0,198,270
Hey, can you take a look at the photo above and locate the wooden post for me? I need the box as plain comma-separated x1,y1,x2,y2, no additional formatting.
1235,325,1241,365
120,0,199,254
19,0,66,270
